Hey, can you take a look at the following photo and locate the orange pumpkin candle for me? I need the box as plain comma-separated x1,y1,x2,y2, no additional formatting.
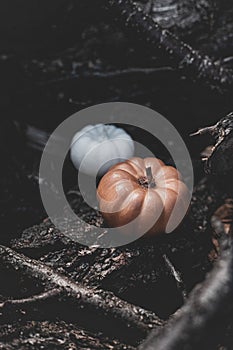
97,157,189,236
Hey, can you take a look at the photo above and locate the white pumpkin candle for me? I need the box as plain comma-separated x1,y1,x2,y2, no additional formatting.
70,124,134,176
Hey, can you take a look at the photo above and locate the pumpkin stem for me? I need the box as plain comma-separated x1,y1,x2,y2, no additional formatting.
146,167,156,188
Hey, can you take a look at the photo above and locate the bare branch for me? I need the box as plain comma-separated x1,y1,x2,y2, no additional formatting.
0,288,62,310
105,0,233,91
0,245,163,336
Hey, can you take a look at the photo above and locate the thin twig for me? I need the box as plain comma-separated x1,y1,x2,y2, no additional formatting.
37,66,174,86
163,254,187,301
0,288,62,310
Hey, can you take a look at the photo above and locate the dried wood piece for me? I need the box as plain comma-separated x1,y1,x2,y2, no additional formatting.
12,221,174,295
191,112,233,174
0,320,135,350
104,0,233,91
138,225,233,350
0,245,163,338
